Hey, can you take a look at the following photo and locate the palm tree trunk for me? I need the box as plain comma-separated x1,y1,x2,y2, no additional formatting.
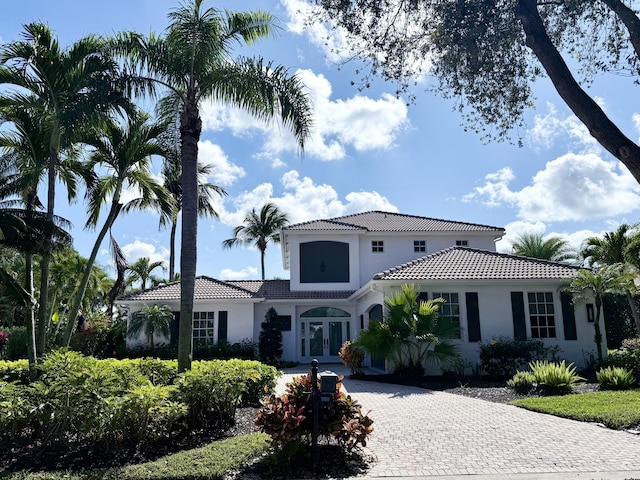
63,199,123,346
260,248,266,280
169,220,177,282
594,300,604,364
625,290,640,335
35,147,58,355
24,249,37,365
178,105,201,372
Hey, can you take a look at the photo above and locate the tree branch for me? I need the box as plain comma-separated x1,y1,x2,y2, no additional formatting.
517,0,640,182
599,0,640,61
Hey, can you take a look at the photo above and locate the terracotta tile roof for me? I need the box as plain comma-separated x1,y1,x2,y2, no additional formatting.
118,277,354,302
118,276,257,302
373,247,584,281
284,211,504,233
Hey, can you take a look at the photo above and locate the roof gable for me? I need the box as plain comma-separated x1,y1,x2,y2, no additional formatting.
373,247,584,281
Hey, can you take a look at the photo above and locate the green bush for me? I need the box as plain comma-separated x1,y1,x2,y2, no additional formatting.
240,360,280,406
596,366,637,390
0,359,29,383
479,337,547,379
507,371,536,394
607,337,640,380
256,372,374,458
0,380,30,445
529,360,585,395
4,327,28,360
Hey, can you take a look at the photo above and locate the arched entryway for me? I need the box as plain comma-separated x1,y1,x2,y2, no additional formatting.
299,307,351,362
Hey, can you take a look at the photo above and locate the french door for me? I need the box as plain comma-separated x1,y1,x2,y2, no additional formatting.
301,319,347,362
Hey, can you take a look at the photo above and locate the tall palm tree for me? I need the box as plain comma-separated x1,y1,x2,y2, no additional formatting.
511,232,574,263
113,0,312,371
0,23,129,354
582,224,640,334
127,257,166,290
223,202,289,281
568,264,634,364
62,111,173,345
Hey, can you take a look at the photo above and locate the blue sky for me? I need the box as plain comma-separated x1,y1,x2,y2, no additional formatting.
2,1,639,281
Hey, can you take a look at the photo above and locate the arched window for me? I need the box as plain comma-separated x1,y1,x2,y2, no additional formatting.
300,307,351,318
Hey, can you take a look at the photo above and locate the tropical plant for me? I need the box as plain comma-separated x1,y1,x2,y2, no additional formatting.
0,22,129,356
582,224,640,334
258,307,283,365
356,284,459,376
112,0,312,371
511,232,574,263
567,264,634,364
223,202,289,280
529,360,585,396
338,340,365,377
61,111,173,346
313,2,640,183
479,337,548,379
596,366,636,391
127,257,167,291
128,304,174,350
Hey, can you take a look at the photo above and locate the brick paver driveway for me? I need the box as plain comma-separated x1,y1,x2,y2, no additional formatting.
278,365,640,478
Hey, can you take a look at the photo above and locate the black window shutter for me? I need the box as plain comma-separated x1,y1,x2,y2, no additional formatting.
417,292,429,303
466,292,481,342
560,292,578,340
218,311,228,342
510,292,527,340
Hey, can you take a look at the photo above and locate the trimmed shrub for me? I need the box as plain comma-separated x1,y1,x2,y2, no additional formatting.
507,371,536,394
0,359,29,383
529,360,585,395
259,308,283,365
339,340,365,376
596,366,637,390
4,327,28,360
479,337,547,379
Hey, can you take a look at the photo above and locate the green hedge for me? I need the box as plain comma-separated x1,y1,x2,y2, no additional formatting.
0,350,280,451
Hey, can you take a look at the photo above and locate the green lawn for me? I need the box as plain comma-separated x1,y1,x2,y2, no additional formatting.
0,432,270,480
512,389,640,430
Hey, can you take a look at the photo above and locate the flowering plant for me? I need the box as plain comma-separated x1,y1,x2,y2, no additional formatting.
0,331,7,346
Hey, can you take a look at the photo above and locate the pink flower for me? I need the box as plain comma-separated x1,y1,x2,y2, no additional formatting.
0,331,7,346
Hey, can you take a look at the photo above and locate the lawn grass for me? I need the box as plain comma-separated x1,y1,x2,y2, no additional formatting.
0,432,270,480
512,389,640,430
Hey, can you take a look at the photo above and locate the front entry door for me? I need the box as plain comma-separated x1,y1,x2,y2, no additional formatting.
303,320,345,362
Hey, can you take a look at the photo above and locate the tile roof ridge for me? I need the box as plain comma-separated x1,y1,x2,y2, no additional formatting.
372,248,452,279
461,247,584,269
283,217,368,230
197,275,262,295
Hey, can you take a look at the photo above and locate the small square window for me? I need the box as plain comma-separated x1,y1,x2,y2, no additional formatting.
414,240,426,252
372,240,384,253
456,240,468,246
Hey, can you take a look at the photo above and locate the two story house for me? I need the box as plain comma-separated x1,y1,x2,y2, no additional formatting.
119,211,600,370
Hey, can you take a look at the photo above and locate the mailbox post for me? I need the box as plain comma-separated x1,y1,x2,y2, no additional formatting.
310,360,340,466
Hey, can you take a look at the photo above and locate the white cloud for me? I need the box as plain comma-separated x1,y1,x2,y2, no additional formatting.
219,266,258,280
121,240,169,266
198,140,246,187
464,153,640,222
528,103,600,152
219,170,397,226
199,69,409,162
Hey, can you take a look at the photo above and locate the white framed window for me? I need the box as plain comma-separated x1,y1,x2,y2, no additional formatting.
527,292,556,338
414,240,426,252
432,292,461,339
193,311,215,345
456,240,468,246
372,240,384,253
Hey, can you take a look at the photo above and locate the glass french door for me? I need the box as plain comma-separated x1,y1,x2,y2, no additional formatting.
301,320,346,362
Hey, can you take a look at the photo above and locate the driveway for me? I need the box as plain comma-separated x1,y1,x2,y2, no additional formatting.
278,365,640,479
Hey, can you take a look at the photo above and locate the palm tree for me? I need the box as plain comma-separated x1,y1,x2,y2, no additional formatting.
127,257,166,290
582,224,640,334
568,264,634,364
62,111,173,346
511,232,574,262
0,23,128,354
356,284,459,376
127,303,173,350
112,0,312,371
223,203,289,280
